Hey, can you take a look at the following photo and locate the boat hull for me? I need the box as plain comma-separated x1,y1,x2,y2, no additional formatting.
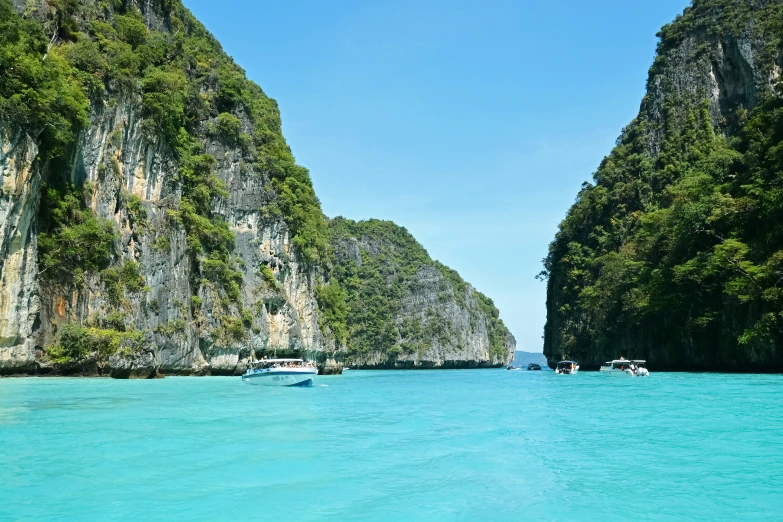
599,368,649,376
241,370,317,387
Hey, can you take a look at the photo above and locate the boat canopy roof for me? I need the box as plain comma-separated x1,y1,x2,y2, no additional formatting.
604,359,646,364
557,360,576,365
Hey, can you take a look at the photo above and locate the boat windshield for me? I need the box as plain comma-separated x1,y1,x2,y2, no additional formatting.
253,359,315,369
633,361,646,368
557,362,574,368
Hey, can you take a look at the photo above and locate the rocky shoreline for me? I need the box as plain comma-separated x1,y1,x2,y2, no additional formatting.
1,359,345,379
349,361,505,370
546,359,783,374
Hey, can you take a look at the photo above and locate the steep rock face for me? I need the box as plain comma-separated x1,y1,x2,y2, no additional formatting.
543,0,783,371
642,12,780,152
0,0,511,376
0,0,330,375
1,96,325,376
0,129,40,373
43,99,325,376
328,218,515,368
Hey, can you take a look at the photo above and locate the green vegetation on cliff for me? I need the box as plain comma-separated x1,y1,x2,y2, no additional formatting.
543,0,783,369
0,0,331,355
37,185,117,285
47,323,143,365
0,0,327,283
0,0,514,370
0,0,88,157
326,218,511,365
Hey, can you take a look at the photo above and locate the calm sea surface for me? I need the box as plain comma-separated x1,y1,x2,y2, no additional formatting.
1,370,782,520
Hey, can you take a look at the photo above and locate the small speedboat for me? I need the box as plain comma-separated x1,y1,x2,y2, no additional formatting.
599,359,650,376
555,361,579,374
241,358,317,386
527,363,542,371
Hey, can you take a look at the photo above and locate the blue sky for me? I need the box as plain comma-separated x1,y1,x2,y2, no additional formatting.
184,0,691,353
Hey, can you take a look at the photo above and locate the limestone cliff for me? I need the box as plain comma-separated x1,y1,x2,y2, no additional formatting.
0,0,512,376
327,218,515,368
0,0,332,376
0,129,40,373
543,0,783,371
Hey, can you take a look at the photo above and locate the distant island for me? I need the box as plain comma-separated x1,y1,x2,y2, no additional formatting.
512,351,549,368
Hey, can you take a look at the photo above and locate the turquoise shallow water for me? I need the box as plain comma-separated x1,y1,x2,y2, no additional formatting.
1,370,782,521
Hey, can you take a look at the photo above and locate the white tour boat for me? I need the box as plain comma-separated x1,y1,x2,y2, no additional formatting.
555,360,579,374
241,358,317,387
599,359,649,376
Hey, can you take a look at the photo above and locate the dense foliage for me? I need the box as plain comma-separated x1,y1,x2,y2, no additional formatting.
0,0,88,157
314,280,348,346
47,322,143,365
656,0,782,60
327,218,510,364
1,0,327,284
37,185,117,285
543,0,783,368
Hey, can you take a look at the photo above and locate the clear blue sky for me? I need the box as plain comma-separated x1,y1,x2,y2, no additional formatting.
184,0,691,353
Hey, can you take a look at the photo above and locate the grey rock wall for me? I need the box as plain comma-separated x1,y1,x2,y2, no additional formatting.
0,0,514,376
330,225,516,369
0,97,327,376
0,129,41,374
643,31,781,154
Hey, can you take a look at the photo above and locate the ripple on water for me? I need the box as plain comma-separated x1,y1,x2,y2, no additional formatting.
0,372,782,520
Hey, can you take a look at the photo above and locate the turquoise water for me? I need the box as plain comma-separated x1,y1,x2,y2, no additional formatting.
1,370,782,520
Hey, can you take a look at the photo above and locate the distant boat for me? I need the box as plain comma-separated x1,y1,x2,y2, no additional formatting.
241,359,317,387
555,361,579,374
527,363,542,371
